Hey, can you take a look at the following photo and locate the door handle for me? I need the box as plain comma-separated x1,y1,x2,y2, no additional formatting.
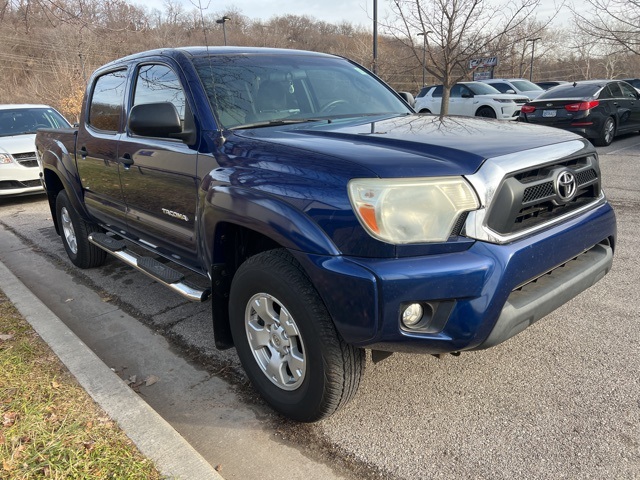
119,154,134,167
79,146,88,159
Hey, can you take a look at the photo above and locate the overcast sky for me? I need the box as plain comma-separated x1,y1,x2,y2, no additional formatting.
135,0,566,28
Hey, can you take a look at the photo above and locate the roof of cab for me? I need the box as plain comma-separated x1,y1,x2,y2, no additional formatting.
99,46,337,70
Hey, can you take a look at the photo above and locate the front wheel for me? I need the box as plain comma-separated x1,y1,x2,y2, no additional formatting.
476,106,497,118
593,117,615,146
229,249,365,422
55,190,107,268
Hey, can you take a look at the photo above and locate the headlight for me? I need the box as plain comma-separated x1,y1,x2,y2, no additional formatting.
0,153,13,164
348,177,480,244
493,99,515,103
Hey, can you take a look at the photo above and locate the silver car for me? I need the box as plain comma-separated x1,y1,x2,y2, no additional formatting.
0,104,70,197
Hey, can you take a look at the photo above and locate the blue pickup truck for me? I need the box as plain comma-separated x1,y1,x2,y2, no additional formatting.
36,47,616,422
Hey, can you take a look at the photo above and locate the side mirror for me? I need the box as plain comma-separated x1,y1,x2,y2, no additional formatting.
505,89,516,94
128,102,189,140
397,91,416,108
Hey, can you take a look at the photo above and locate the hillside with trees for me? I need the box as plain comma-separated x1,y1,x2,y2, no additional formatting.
0,0,638,121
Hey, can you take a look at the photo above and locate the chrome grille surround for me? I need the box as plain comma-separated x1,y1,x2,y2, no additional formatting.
463,139,607,245
13,151,38,168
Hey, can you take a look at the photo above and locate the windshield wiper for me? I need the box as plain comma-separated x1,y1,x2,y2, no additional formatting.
230,118,331,130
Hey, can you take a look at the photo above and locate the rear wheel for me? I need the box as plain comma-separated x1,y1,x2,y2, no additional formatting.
55,190,107,268
476,107,497,118
229,249,365,422
594,117,615,146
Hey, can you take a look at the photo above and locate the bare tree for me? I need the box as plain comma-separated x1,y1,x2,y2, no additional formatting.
570,0,640,56
387,0,553,115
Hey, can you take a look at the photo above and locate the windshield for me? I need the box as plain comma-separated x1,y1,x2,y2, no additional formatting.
465,82,502,95
0,108,70,137
510,80,543,92
192,54,411,129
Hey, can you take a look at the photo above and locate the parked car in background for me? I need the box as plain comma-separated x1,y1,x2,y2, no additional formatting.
519,80,640,146
479,78,545,100
536,80,569,90
414,81,529,119
0,104,70,197
620,78,640,94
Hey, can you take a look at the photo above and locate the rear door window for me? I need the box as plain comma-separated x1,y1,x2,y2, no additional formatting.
88,70,127,132
607,82,623,98
619,82,637,99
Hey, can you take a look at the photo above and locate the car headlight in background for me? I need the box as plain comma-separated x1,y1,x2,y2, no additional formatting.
0,153,14,164
348,177,480,244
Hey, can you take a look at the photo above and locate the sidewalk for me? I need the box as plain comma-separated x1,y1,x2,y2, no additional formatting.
0,259,223,480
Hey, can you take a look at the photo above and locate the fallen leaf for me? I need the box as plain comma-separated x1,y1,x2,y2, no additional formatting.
128,375,137,384
145,375,159,386
83,441,95,451
3,412,17,427
64,298,73,303
0,432,5,445
51,380,60,389
215,464,223,472
0,334,13,341
2,458,12,472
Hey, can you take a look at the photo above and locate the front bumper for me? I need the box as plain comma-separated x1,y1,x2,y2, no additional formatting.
0,163,43,196
293,201,616,354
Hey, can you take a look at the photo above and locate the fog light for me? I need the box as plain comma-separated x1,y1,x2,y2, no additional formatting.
402,303,423,327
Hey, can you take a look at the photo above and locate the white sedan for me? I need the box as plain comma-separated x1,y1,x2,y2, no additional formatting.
414,82,529,120
0,104,70,197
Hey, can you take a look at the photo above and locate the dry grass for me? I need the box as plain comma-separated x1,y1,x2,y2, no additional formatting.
0,292,163,479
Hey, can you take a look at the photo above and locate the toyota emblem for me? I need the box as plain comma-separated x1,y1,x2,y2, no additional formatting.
556,170,577,202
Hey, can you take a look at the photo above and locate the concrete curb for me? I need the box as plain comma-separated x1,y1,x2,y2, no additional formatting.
0,260,223,480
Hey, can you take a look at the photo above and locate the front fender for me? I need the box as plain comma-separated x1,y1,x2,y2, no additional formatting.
200,185,340,265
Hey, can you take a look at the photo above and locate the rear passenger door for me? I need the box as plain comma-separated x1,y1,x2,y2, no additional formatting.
447,84,464,115
117,62,200,268
76,69,127,229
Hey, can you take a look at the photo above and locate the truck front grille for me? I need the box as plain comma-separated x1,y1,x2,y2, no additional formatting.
486,155,601,236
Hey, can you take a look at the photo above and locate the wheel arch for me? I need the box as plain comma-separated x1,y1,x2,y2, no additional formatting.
475,105,498,117
201,186,341,349
40,149,91,235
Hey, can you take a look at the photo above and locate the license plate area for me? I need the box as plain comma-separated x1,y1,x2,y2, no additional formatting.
542,109,557,118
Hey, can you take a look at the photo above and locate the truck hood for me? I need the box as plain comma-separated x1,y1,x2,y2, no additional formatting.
234,114,581,177
0,134,36,155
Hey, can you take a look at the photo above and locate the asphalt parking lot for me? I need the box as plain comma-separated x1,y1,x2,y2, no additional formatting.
1,133,639,479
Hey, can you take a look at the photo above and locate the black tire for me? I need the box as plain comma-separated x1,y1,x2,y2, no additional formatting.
229,249,365,422
55,190,107,269
476,106,497,118
593,117,615,146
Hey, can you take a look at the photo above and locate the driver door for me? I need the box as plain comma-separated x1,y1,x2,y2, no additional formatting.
117,62,200,268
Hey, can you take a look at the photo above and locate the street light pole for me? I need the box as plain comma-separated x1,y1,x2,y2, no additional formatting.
373,0,378,74
216,16,231,46
417,31,432,87
526,37,541,82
